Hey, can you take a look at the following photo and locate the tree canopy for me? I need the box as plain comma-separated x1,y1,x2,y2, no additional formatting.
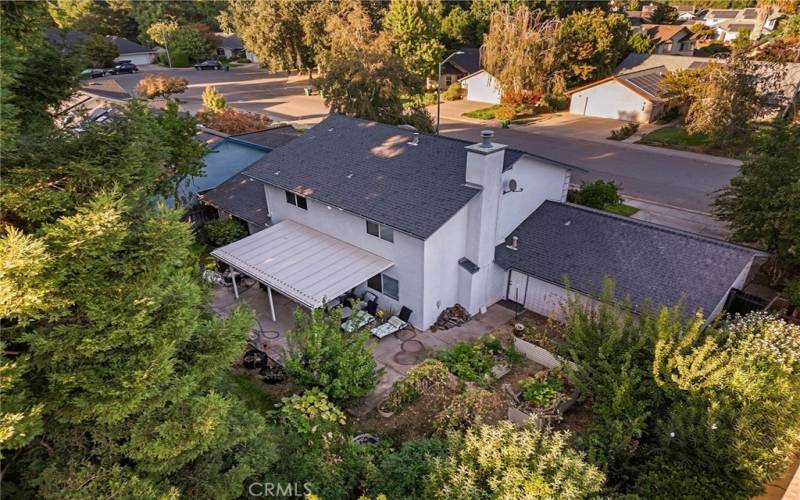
560,8,632,86
383,0,445,80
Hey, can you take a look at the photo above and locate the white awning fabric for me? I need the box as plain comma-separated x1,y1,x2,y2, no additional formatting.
211,220,393,309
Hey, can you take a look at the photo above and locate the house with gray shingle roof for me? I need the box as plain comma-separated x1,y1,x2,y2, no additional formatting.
205,114,761,329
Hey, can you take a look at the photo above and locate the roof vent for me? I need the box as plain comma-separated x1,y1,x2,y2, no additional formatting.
274,170,280,175
564,219,572,226
407,132,420,146
346,173,354,179
481,130,494,148
506,235,519,251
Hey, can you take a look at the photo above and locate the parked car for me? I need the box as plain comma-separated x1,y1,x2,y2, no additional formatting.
110,62,138,74
193,60,223,70
81,68,107,78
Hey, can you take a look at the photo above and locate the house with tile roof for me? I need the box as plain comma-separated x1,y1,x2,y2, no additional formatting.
203,114,761,329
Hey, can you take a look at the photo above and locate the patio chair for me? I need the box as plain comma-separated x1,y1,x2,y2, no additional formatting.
371,307,413,340
365,300,378,316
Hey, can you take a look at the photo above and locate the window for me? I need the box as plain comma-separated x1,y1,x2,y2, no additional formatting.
445,76,453,87
285,191,307,210
365,220,394,242
367,273,399,300
216,48,226,56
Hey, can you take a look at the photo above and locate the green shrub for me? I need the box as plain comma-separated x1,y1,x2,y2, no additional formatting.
437,342,494,383
169,50,191,68
609,122,639,140
568,180,623,210
202,217,247,246
494,104,517,121
285,307,380,404
520,371,564,407
279,389,346,436
385,359,451,411
442,82,464,101
425,422,605,498
433,388,504,433
784,278,800,308
542,93,569,111
372,439,447,498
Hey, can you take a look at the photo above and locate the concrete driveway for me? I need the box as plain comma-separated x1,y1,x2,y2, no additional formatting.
100,64,329,125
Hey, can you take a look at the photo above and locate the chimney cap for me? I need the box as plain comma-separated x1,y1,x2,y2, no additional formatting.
480,130,494,148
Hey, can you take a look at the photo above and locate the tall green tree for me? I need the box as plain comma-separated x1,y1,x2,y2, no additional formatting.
47,0,138,38
441,5,480,49
383,0,445,80
714,121,800,278
77,33,119,68
220,0,313,74
319,0,434,132
649,2,679,24
559,8,632,86
627,30,655,53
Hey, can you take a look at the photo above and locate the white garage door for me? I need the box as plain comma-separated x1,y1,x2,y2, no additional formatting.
117,54,154,66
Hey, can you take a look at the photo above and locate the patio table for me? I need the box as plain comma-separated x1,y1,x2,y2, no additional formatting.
341,310,374,333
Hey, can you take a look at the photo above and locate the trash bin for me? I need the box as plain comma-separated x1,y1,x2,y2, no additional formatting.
223,63,230,72
303,86,312,96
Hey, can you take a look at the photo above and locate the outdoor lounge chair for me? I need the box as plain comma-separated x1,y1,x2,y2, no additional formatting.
371,307,413,340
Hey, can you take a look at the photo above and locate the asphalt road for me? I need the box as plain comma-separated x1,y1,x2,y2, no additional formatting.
437,117,738,213
102,65,738,213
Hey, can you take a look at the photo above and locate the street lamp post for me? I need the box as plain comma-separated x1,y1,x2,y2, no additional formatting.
436,50,464,134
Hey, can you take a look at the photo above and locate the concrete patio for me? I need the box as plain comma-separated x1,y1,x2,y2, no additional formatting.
212,283,517,416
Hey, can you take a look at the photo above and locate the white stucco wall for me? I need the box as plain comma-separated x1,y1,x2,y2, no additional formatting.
263,184,426,329
422,205,470,328
507,271,599,321
569,80,653,123
462,71,502,104
496,157,570,242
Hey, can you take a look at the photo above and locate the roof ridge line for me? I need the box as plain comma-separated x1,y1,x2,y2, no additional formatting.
551,200,763,254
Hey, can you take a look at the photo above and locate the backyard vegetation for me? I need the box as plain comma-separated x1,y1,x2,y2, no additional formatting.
568,180,639,217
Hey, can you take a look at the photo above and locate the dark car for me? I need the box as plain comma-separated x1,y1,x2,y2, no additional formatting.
194,60,223,70
110,62,138,75
81,68,107,78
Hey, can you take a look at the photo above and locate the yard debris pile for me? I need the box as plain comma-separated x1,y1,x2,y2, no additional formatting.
432,304,471,331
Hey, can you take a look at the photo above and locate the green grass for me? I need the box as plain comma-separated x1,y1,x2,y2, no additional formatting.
604,203,639,217
463,105,502,120
218,371,279,415
639,126,712,148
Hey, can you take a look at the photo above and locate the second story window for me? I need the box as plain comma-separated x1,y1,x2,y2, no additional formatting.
366,220,394,243
285,191,307,210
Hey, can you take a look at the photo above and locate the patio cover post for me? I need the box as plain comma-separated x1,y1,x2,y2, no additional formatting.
231,268,239,299
267,286,276,322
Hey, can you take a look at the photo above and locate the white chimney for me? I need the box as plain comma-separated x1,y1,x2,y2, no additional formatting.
461,130,507,315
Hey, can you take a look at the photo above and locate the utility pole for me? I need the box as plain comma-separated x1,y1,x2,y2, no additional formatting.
162,26,172,68
436,50,464,134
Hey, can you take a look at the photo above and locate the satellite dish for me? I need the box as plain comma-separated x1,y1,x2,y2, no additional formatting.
504,178,523,194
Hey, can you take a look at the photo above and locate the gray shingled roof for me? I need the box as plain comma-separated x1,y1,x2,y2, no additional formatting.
107,35,154,55
231,126,303,149
199,173,269,226
495,201,762,315
245,114,526,239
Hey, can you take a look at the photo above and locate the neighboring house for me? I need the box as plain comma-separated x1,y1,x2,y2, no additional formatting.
676,5,703,22
206,114,761,330
459,69,503,104
434,48,482,90
45,28,156,65
566,54,713,123
196,125,302,231
214,33,259,63
106,35,156,65
636,24,697,56
701,7,782,40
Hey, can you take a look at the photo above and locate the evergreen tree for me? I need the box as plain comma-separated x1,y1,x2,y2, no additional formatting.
202,85,227,113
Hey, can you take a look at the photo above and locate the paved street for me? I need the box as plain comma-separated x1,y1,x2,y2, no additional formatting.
100,66,738,213
105,64,329,125
435,112,738,213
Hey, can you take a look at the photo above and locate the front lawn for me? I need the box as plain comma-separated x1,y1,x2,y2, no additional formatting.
604,203,639,217
463,105,503,120
639,126,713,148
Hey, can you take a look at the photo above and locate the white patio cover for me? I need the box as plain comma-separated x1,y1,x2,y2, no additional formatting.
211,220,393,309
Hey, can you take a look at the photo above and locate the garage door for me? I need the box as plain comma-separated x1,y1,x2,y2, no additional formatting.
117,54,153,66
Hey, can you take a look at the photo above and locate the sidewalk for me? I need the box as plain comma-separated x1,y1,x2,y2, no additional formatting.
625,196,729,240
